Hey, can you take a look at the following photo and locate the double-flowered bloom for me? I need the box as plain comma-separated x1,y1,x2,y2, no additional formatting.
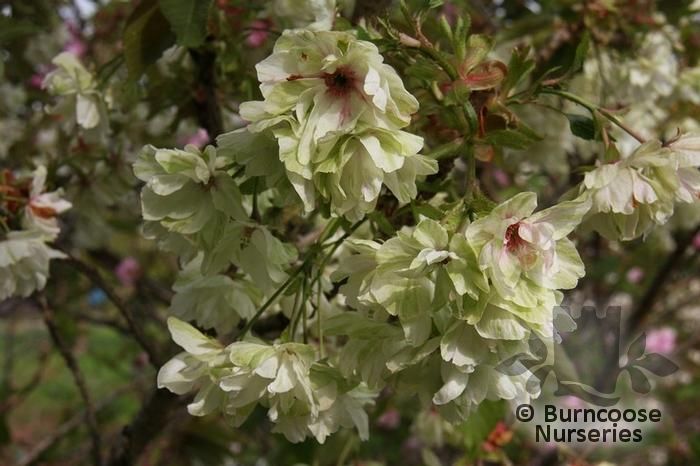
332,192,590,420
227,30,437,220
580,138,700,240
158,317,373,443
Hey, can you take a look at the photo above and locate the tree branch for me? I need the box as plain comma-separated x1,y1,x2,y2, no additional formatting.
107,388,185,466
16,381,139,466
626,224,700,334
190,48,223,139
37,294,102,466
58,250,163,368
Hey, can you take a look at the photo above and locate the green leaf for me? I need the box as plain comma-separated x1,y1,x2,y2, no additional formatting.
368,211,396,236
159,0,212,47
502,46,535,96
545,32,590,84
123,0,176,80
411,202,444,222
440,199,466,232
566,114,596,140
570,32,591,76
460,400,505,456
485,128,540,150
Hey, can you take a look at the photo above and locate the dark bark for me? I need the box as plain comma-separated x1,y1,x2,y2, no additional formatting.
190,48,223,140
107,388,186,466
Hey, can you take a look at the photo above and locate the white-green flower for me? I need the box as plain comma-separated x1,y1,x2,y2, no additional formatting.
170,255,263,335
432,320,539,420
580,141,679,240
272,364,373,444
241,29,419,137
159,318,374,442
200,221,298,289
134,144,247,236
334,236,435,346
465,192,590,308
0,230,66,300
272,0,337,31
43,52,103,129
668,134,700,203
157,318,230,417
279,123,436,220
231,29,436,219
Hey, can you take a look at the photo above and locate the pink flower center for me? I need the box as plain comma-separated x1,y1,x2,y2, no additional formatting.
505,222,525,253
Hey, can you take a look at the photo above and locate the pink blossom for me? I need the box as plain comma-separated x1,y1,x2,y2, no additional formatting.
492,168,510,187
560,395,585,409
63,21,87,58
246,19,271,48
626,266,645,284
115,257,141,287
693,231,700,250
183,128,210,148
64,38,87,57
29,72,46,89
376,408,401,430
645,328,676,355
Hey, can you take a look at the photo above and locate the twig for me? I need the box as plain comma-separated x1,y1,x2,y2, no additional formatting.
189,48,223,139
37,294,102,466
596,224,700,387
75,312,130,335
58,250,162,368
16,381,139,466
541,88,647,144
238,261,307,339
107,388,185,466
0,347,50,414
626,224,700,334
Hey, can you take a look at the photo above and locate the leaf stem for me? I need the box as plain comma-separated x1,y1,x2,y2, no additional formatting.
463,141,477,201
239,259,308,339
541,89,647,144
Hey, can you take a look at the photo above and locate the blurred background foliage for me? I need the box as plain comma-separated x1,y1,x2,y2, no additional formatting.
1,0,700,465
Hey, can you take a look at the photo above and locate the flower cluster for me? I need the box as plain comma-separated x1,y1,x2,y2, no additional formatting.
331,193,589,419
222,29,437,221
134,143,298,332
158,317,374,443
580,138,700,240
0,166,71,300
